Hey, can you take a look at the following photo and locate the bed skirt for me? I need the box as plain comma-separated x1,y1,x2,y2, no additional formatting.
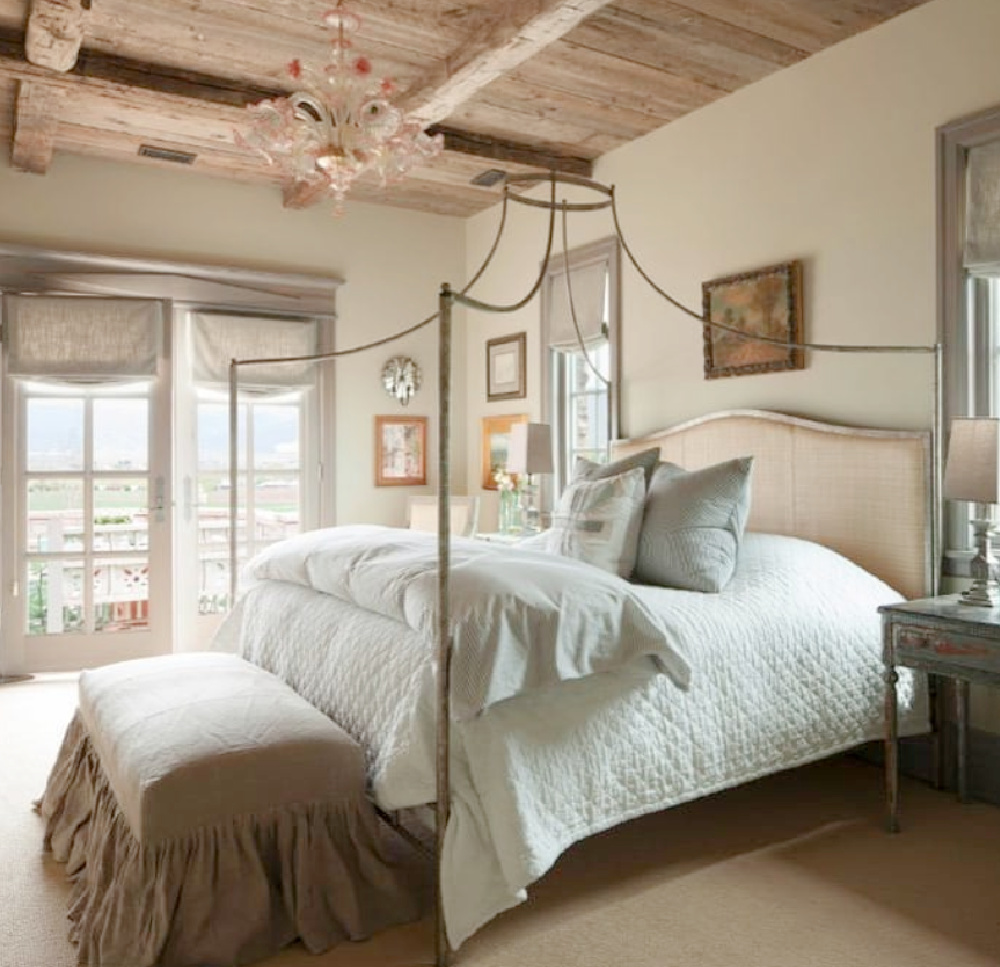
37,712,429,967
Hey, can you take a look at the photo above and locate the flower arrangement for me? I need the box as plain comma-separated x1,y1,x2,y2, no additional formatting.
494,468,522,534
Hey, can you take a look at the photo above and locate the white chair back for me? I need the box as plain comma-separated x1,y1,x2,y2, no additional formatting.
407,496,480,538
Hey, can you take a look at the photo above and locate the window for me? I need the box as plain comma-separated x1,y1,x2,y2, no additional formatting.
541,238,621,496
179,311,322,638
195,389,306,615
938,105,1000,569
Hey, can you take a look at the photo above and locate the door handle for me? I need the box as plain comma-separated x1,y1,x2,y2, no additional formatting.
151,476,167,524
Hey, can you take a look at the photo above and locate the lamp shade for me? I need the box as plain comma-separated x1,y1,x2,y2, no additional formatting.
507,423,554,475
944,418,1000,504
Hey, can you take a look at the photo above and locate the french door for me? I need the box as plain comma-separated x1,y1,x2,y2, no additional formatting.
2,377,172,672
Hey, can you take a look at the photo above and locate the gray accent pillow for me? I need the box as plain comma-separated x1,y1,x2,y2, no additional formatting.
573,446,661,490
547,466,647,577
633,456,754,592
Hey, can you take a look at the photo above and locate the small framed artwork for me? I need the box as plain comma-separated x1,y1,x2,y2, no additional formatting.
486,332,527,401
375,415,427,487
702,260,804,379
481,413,528,489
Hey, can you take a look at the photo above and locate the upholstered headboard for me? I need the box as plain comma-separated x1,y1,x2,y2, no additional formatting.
612,410,932,600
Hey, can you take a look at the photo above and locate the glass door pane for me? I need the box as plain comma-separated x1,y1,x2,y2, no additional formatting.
12,379,171,671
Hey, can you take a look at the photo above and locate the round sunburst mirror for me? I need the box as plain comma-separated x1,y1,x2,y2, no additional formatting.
381,355,422,406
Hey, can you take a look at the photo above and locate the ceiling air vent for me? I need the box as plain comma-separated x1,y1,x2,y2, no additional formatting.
138,144,197,165
470,168,506,187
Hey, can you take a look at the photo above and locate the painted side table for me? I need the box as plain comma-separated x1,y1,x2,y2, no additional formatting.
880,594,1000,832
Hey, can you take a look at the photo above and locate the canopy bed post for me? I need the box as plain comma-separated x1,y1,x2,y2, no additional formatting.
228,357,239,609
436,283,454,967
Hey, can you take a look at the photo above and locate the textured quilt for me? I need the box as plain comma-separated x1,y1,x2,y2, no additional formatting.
215,530,928,947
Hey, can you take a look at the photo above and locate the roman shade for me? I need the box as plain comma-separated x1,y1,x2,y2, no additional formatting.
192,312,318,389
964,137,1000,274
545,257,608,350
3,295,163,379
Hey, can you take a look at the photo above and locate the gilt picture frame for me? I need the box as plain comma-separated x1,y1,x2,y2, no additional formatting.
702,260,804,379
375,415,427,487
481,413,528,489
486,332,527,401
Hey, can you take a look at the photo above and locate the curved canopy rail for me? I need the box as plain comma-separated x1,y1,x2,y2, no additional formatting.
226,171,942,967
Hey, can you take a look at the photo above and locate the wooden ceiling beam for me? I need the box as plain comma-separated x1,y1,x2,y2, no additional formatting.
11,79,61,173
402,0,616,126
0,27,590,185
25,0,87,72
428,126,592,178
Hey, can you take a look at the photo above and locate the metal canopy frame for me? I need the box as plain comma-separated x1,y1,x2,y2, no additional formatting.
226,171,942,967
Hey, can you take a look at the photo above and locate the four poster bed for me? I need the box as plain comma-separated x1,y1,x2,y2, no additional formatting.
214,175,943,963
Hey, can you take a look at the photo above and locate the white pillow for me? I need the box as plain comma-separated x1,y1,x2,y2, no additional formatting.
546,467,646,577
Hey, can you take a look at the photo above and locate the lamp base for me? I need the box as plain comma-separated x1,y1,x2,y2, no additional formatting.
958,585,1000,607
960,518,1000,608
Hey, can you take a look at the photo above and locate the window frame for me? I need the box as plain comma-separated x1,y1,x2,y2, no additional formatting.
540,237,622,501
938,104,1000,573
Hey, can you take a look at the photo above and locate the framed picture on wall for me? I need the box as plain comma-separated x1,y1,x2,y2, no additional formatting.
375,415,427,486
702,260,804,379
486,332,527,401
481,413,528,489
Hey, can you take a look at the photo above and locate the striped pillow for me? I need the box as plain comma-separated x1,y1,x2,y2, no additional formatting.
546,467,646,578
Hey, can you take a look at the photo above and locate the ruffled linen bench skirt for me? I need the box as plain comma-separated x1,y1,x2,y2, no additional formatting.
36,653,428,967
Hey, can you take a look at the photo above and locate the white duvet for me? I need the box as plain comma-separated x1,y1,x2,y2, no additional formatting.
214,529,927,948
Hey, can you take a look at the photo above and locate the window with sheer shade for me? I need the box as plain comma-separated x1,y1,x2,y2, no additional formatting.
3,295,163,379
191,312,318,390
939,109,1000,572
540,238,620,499
964,139,1000,276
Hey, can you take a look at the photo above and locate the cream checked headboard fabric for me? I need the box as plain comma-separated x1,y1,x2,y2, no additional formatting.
613,410,932,600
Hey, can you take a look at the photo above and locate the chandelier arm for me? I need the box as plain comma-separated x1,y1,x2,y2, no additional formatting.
291,93,332,142
560,203,610,387
611,191,935,355
454,175,558,314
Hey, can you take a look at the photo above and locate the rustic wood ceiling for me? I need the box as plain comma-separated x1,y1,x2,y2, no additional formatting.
0,0,930,217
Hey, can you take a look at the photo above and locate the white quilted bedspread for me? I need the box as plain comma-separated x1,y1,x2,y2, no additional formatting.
214,532,927,948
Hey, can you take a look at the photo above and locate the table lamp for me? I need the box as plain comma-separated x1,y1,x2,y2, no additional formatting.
506,422,554,534
944,417,1000,607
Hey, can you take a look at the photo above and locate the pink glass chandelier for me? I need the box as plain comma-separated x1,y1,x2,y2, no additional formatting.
237,3,444,213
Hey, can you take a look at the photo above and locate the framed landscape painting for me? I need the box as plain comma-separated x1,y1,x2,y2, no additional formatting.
375,415,427,486
702,260,804,379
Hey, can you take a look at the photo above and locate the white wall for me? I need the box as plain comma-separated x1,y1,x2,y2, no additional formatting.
464,0,1000,728
0,153,467,524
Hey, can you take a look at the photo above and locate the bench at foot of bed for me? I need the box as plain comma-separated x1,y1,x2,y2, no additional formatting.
37,652,428,967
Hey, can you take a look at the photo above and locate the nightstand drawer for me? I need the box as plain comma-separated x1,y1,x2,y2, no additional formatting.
894,624,1000,677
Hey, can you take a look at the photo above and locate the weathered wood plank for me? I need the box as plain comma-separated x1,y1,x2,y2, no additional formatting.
665,0,926,53
0,75,17,145
567,1,806,92
446,94,625,159
26,0,87,72
403,0,615,125
512,38,724,120
83,0,446,93
12,79,61,173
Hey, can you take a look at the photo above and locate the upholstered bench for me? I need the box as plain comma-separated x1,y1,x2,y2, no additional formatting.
38,653,426,967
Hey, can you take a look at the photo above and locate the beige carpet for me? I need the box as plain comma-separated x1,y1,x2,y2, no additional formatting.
3,678,1000,967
